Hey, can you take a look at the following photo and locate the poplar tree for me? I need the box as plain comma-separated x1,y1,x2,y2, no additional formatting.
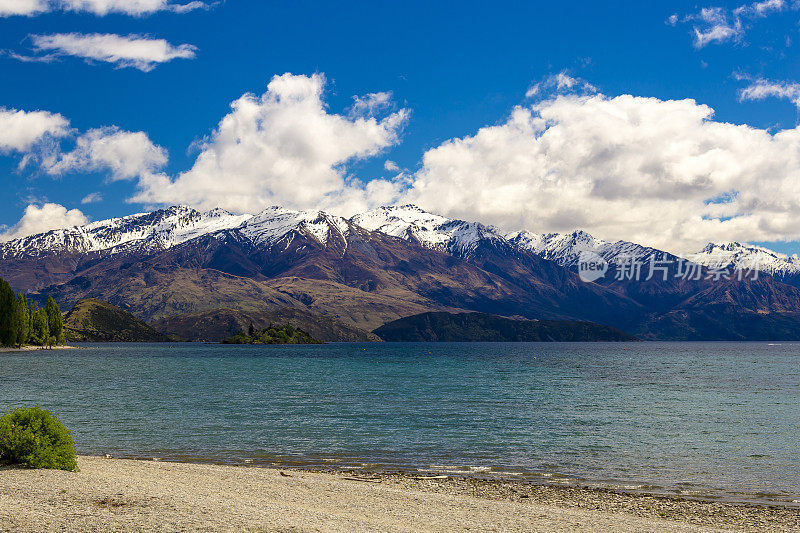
45,297,64,345
28,302,49,346
14,294,30,348
0,277,15,347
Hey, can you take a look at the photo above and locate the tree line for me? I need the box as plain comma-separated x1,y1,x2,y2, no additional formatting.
0,276,64,348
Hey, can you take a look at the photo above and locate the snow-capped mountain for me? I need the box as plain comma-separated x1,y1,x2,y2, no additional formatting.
3,203,798,286
5,203,800,341
237,206,350,248
0,205,351,259
689,242,800,278
352,205,673,268
0,206,251,259
506,230,668,268
351,204,508,257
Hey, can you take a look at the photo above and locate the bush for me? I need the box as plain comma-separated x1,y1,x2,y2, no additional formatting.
0,406,78,471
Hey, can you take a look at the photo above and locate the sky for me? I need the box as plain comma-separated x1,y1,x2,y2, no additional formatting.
1,0,800,255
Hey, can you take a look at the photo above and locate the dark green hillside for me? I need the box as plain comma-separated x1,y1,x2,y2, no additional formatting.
153,307,378,342
373,312,638,342
222,324,322,344
64,298,174,342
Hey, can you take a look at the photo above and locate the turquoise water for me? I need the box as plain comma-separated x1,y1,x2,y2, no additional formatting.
1,342,798,505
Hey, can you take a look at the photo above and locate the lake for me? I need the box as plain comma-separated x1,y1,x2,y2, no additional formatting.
1,342,798,505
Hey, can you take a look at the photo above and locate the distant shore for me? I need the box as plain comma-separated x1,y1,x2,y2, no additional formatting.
0,345,78,353
1,456,797,532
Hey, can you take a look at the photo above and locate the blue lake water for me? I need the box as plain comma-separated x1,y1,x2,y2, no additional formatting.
1,342,798,505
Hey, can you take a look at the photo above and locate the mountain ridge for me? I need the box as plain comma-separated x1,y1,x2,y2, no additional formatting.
4,204,800,341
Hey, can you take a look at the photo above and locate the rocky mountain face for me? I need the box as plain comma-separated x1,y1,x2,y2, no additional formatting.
3,204,800,340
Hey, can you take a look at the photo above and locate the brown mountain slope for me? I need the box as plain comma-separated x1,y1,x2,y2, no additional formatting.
33,222,641,334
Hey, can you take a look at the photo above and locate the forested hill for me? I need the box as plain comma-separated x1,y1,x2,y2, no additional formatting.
373,312,638,342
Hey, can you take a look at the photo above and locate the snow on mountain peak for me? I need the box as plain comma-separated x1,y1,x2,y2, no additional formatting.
352,204,503,256
690,242,800,276
5,202,799,282
0,205,251,259
508,228,668,268
240,206,349,247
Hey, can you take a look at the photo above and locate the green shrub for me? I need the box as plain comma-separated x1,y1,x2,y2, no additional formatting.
0,406,78,471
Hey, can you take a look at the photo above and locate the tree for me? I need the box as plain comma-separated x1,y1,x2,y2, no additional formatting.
0,277,16,347
45,297,64,345
30,305,49,347
13,294,30,348
248,322,255,337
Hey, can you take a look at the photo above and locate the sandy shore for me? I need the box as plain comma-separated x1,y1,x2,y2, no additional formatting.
1,457,798,532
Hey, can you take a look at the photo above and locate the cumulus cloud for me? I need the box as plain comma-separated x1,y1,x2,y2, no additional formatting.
45,127,168,180
384,160,400,172
404,92,800,253
0,107,69,153
131,73,409,215
0,0,207,16
738,76,800,107
0,203,88,241
19,33,197,71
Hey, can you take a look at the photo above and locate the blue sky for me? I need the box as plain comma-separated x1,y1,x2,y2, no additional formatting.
2,0,800,255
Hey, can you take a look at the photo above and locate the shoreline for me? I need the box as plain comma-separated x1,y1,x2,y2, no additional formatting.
104,451,800,509
0,345,79,353
1,455,797,532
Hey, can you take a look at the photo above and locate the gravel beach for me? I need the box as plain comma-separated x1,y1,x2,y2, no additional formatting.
1,456,798,532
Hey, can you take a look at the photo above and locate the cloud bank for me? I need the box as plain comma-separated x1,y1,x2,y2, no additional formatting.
6,73,800,255
406,93,800,253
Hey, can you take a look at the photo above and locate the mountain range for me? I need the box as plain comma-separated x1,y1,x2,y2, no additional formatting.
2,204,800,340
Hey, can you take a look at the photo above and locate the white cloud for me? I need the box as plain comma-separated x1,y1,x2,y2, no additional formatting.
0,107,69,153
80,192,103,204
0,0,47,16
0,203,88,241
738,77,800,107
131,73,409,215
23,33,197,71
678,0,794,48
0,0,207,16
45,127,168,180
691,7,743,48
526,71,596,98
61,0,207,15
384,160,400,172
405,92,800,254
350,91,394,117
733,0,786,18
